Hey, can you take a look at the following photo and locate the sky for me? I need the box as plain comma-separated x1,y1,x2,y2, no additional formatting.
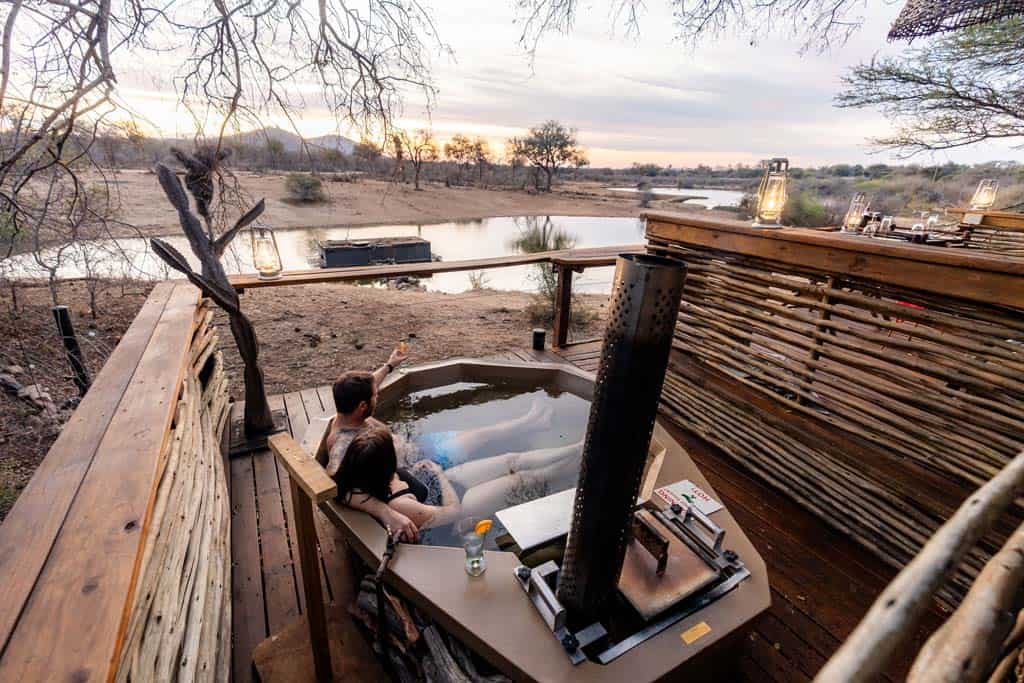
117,1,1022,168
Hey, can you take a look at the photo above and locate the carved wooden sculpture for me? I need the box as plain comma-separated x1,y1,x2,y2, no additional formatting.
150,151,275,435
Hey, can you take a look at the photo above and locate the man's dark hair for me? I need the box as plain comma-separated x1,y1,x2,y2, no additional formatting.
333,371,374,414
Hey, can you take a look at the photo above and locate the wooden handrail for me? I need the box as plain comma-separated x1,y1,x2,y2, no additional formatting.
230,244,644,291
643,211,1024,309
947,207,1024,232
268,432,336,504
815,450,1024,683
908,519,1024,682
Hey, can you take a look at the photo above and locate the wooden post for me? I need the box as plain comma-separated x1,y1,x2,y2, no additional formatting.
289,478,333,682
552,265,573,348
52,305,91,395
267,433,337,682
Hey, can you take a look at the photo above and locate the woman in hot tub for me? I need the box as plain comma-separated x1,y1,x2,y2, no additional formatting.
335,426,583,533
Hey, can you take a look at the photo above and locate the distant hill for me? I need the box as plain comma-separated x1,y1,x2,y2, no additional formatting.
172,126,357,155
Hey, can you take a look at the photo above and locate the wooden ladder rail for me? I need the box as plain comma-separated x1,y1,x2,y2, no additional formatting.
816,449,1024,683
267,432,338,682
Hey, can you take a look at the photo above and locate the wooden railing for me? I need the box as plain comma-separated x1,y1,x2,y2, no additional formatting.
947,207,1024,257
818,449,1024,683
643,210,1024,608
229,244,642,292
0,282,225,681
229,243,643,348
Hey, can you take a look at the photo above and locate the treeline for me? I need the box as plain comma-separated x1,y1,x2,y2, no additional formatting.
65,126,1024,213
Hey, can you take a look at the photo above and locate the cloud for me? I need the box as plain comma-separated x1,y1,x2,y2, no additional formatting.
113,0,1019,166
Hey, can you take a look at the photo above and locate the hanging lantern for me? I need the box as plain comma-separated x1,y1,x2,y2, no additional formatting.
969,179,999,210
842,193,870,233
754,158,789,227
251,226,283,280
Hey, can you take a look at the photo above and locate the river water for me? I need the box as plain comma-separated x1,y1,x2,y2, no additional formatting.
607,187,745,209
4,215,648,294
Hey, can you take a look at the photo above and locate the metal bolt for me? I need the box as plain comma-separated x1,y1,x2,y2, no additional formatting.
561,633,579,652
724,549,738,563
670,503,683,515
516,566,531,581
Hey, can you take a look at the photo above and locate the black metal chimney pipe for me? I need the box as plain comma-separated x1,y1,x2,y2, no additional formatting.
557,253,686,619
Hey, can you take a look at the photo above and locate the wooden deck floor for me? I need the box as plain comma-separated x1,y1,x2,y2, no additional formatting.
229,342,942,682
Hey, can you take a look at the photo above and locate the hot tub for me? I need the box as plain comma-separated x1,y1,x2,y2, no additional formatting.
302,358,769,682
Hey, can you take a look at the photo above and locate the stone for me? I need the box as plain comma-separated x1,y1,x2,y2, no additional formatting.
19,384,53,404
4,365,23,375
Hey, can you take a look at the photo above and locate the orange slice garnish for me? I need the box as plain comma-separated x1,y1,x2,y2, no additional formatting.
474,519,493,536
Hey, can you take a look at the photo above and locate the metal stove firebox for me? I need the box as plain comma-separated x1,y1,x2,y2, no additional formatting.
557,253,687,619
511,252,752,666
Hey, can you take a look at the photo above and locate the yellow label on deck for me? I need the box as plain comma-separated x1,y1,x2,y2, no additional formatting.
681,622,711,645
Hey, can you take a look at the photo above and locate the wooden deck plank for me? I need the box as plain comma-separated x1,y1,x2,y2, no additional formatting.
0,281,176,654
253,395,302,636
755,609,829,679
279,392,313,615
229,437,266,683
0,283,199,681
309,386,330,420
229,345,936,682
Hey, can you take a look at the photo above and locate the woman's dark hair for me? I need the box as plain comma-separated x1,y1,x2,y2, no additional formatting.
335,427,397,503
333,371,374,415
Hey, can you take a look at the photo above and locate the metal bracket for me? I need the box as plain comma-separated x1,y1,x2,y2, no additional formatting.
514,562,606,665
596,563,750,664
656,503,725,561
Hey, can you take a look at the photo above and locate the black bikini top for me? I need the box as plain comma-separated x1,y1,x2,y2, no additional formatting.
384,468,429,503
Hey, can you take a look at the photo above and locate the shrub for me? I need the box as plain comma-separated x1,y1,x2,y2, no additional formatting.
783,191,832,227
285,173,326,203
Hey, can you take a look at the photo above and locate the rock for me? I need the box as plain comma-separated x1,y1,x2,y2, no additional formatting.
4,365,23,375
0,373,18,391
19,384,53,404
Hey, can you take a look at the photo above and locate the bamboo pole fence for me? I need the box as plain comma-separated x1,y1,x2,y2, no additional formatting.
816,450,1024,683
647,235,1024,609
115,299,232,682
964,229,1024,257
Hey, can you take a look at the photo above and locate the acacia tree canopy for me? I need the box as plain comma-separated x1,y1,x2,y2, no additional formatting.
508,121,586,192
0,0,444,255
836,17,1024,156
512,0,873,53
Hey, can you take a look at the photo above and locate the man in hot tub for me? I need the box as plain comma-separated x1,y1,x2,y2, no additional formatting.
319,344,579,540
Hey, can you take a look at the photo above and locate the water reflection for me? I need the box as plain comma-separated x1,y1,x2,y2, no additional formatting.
3,215,644,294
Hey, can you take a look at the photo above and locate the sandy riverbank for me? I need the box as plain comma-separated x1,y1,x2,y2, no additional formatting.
97,170,738,237
105,171,643,236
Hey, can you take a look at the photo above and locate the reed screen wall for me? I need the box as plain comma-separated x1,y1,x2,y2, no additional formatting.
646,215,1024,607
116,300,232,681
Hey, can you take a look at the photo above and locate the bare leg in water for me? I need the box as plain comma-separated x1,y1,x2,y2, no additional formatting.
444,439,584,491
457,447,584,521
443,399,554,462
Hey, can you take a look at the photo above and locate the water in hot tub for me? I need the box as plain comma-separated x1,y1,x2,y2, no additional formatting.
376,378,590,547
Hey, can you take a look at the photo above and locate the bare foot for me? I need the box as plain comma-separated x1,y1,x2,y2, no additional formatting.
521,400,554,431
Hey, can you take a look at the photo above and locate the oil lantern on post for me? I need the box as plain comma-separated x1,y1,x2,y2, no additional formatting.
251,226,283,280
753,158,788,227
970,179,999,211
842,192,870,232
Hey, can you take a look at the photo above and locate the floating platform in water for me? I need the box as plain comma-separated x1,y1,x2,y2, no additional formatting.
318,236,432,268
